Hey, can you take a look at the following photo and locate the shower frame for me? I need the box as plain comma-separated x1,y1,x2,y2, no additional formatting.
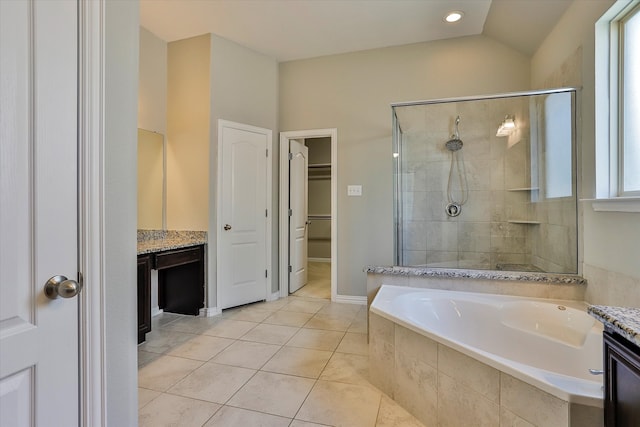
392,87,579,273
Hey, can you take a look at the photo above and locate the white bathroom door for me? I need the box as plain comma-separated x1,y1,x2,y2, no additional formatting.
288,140,309,293
218,121,271,309
0,1,80,426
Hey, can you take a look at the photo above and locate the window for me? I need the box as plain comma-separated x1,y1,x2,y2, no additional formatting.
594,0,640,211
620,4,640,195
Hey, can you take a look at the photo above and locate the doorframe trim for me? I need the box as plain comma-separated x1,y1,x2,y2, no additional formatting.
78,0,107,425
279,129,338,301
216,119,273,310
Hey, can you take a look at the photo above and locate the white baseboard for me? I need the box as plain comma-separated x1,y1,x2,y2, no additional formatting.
151,307,163,317
269,291,281,301
308,257,331,263
333,294,367,305
199,307,222,317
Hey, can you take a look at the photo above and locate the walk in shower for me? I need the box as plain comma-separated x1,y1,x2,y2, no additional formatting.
393,88,577,274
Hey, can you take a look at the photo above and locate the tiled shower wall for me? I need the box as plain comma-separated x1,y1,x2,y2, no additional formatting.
398,94,577,273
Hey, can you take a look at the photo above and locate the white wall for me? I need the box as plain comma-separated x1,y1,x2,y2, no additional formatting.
531,0,640,307
105,1,139,424
138,28,167,134
279,35,531,298
208,34,279,305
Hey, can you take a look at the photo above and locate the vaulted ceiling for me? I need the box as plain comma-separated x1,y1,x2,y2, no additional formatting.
139,0,573,62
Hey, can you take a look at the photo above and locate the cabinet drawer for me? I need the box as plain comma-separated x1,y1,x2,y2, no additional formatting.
155,246,203,270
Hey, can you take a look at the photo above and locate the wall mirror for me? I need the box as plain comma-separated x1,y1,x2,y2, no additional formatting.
137,128,165,229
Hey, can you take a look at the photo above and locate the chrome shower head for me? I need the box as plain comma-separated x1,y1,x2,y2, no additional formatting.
445,116,463,151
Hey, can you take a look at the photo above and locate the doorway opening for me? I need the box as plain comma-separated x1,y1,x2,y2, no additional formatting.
279,129,337,301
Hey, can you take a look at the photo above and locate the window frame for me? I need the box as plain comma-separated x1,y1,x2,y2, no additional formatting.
593,0,640,212
618,3,640,197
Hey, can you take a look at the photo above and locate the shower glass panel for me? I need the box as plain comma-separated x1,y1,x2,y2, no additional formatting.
392,88,577,274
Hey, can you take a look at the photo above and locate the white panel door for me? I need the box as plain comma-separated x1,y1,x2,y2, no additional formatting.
0,1,79,426
288,140,308,293
218,122,270,309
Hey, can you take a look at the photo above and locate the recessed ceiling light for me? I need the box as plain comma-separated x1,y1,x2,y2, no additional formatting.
444,11,464,23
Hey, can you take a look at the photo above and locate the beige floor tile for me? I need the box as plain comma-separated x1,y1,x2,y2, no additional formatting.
211,340,281,369
258,298,291,310
203,406,291,427
138,355,203,392
280,299,327,314
304,314,352,331
262,346,332,378
316,303,361,319
223,306,273,322
289,421,332,427
227,371,315,418
138,329,198,354
166,335,235,361
375,395,426,427
151,312,182,329
336,332,369,355
287,328,344,351
319,352,369,386
263,310,314,327
138,350,161,368
202,319,258,339
138,388,160,409
138,392,220,427
168,362,256,404
240,323,299,345
348,316,368,333
296,380,382,427
159,314,221,334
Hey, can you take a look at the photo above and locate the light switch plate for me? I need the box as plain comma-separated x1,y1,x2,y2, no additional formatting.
347,185,362,196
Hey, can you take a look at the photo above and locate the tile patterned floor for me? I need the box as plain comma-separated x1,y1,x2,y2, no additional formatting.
138,295,426,427
292,262,332,299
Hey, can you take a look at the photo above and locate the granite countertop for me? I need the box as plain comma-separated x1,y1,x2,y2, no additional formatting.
364,265,587,285
588,305,640,348
137,229,207,255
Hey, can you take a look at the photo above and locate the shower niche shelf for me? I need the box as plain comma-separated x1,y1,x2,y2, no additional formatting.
507,220,540,225
507,187,539,192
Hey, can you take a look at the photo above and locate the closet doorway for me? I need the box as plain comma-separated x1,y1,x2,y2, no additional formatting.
279,129,337,301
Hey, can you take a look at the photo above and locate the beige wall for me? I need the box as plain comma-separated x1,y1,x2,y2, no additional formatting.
280,35,531,297
208,34,279,303
531,0,640,307
167,34,211,230
138,28,166,134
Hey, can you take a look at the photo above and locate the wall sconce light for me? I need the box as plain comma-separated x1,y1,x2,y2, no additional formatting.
496,115,516,137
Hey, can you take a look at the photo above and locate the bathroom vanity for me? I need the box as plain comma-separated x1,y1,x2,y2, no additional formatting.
137,230,207,343
589,306,640,427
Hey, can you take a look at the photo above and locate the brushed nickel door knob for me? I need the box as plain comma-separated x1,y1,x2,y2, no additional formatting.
224,224,232,231
44,275,82,299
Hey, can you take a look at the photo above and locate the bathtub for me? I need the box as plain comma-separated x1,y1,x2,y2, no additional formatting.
369,285,604,426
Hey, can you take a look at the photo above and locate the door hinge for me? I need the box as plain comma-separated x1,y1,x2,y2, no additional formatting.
288,209,292,217
265,209,268,217
288,265,292,273
266,148,269,157
288,152,293,160
265,269,268,278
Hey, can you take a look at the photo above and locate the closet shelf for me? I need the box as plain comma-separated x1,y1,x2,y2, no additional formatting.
308,163,331,169
507,187,539,192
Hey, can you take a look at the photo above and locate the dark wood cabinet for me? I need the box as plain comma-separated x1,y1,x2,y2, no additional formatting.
137,254,152,344
156,245,205,316
137,244,205,343
604,329,640,427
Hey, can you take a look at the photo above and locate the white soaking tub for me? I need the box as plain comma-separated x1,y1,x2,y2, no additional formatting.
369,285,604,426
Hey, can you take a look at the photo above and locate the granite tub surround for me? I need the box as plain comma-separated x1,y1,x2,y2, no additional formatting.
366,266,588,308
588,305,640,348
137,229,207,254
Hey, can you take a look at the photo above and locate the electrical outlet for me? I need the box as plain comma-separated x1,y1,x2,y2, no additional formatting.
347,185,362,196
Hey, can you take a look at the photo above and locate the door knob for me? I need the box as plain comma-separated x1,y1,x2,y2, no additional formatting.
44,275,82,299
224,224,232,231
